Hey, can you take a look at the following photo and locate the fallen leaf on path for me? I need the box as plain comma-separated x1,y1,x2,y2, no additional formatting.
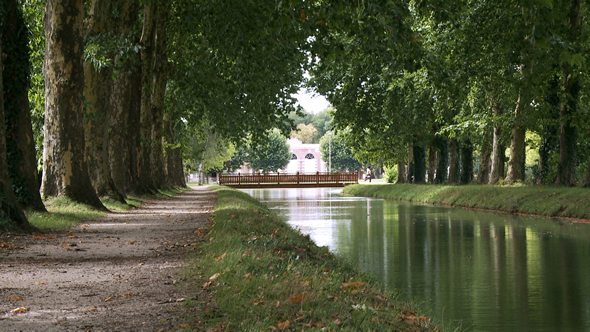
35,281,47,285
11,307,27,314
85,307,98,312
104,296,114,302
129,240,136,245
33,234,45,240
9,296,23,301
214,253,227,262
121,292,132,298
341,281,367,291
1,242,10,249
290,294,305,304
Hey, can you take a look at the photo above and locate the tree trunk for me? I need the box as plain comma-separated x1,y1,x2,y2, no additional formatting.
41,0,106,210
125,61,143,194
435,137,448,184
150,2,169,189
164,114,186,187
477,146,491,185
406,142,414,183
448,138,460,184
536,75,560,185
489,105,505,184
84,0,125,203
0,36,32,231
397,160,406,184
413,144,426,184
107,0,139,197
555,0,582,187
505,125,526,183
584,158,590,188
506,92,526,183
460,139,473,184
137,2,158,194
2,0,45,211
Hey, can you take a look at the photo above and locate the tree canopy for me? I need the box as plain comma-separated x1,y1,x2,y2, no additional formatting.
1,0,589,230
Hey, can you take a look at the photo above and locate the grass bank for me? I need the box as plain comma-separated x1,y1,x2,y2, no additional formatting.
26,187,186,231
184,186,438,331
343,184,590,220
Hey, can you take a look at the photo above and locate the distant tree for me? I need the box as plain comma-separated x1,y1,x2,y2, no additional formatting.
291,123,319,144
311,109,333,140
224,144,248,173
248,129,291,173
319,131,361,172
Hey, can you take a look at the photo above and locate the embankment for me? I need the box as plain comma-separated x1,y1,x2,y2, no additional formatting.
342,183,590,221
187,186,438,331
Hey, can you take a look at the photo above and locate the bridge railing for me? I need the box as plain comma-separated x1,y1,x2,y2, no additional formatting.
219,171,358,186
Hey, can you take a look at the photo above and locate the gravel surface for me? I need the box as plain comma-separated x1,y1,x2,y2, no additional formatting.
0,187,215,332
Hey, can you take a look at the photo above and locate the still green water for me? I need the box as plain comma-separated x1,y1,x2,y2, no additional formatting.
243,187,590,331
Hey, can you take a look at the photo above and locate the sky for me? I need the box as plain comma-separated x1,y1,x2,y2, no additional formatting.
294,88,331,114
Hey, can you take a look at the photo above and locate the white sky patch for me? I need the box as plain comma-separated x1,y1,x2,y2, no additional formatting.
293,88,330,114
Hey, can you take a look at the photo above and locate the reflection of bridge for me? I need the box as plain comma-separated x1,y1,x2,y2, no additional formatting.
219,172,358,188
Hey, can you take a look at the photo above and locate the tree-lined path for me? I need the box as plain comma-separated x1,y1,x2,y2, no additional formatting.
0,187,215,331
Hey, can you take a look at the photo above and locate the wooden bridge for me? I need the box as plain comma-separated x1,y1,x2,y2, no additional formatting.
218,172,358,188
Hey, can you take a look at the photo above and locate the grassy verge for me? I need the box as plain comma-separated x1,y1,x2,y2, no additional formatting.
342,183,590,220
26,187,188,231
183,186,437,331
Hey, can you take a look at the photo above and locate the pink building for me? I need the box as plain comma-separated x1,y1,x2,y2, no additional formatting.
283,138,326,174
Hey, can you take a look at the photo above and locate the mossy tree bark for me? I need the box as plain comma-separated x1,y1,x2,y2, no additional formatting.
137,2,158,194
41,0,106,210
84,0,125,203
150,2,169,189
0,35,32,232
2,0,45,212
109,0,140,196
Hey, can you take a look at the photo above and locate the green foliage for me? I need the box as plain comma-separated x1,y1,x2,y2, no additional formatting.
168,0,311,144
290,123,318,144
319,130,361,172
247,129,291,173
384,165,398,184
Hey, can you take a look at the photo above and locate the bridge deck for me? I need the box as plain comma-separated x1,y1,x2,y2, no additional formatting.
219,172,358,188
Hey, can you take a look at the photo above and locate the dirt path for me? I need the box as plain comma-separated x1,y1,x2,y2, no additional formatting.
0,187,215,332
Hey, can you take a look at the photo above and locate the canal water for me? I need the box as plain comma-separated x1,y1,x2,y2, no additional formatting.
242,187,590,332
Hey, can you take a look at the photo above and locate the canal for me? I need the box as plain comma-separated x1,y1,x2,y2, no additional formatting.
242,187,590,331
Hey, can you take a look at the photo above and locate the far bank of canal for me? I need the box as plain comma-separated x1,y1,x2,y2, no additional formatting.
242,187,590,332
